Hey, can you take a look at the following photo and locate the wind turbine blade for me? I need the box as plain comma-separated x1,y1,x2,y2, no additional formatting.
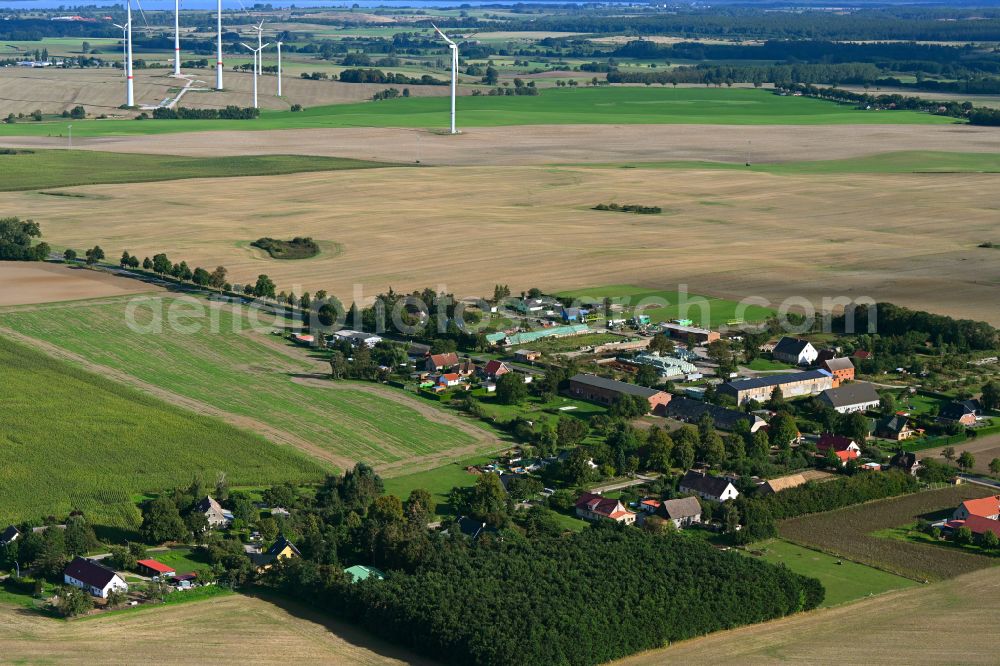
261,43,270,49
134,0,150,28
241,42,253,50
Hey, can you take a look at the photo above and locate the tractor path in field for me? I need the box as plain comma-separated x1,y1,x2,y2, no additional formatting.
0,325,357,471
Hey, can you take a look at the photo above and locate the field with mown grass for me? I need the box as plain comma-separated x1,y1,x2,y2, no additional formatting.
556,284,776,328
0,294,487,473
0,87,954,137
0,149,393,191
778,485,998,581
0,336,325,530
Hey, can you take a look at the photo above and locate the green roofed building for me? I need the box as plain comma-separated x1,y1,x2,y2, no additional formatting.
345,564,385,583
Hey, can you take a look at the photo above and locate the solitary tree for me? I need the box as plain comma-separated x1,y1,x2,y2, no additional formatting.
989,458,1000,475
942,446,957,463
957,451,976,470
84,245,104,265
982,380,1000,411
63,248,77,262
496,372,528,405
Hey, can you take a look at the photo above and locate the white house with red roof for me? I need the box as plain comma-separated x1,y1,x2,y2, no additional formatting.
437,373,464,388
575,492,636,525
816,433,861,465
425,352,460,372
480,360,512,381
952,495,1000,522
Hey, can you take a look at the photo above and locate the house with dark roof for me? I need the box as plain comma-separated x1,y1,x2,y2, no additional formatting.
821,357,855,385
0,525,19,547
450,515,500,540
678,470,739,502
64,557,128,598
877,414,918,441
568,374,671,413
816,433,861,465
196,496,233,528
889,450,921,476
772,337,818,366
939,400,981,427
251,536,301,571
818,382,881,414
574,492,637,524
665,396,766,432
659,496,702,528
719,370,834,405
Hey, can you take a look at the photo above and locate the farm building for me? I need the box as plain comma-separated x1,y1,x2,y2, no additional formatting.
196,496,233,528
772,337,818,366
627,352,697,378
718,370,834,405
661,322,720,344
665,396,766,432
514,349,541,363
568,374,671,413
63,557,128,598
136,559,175,578
659,496,702,528
821,357,856,385
678,470,739,502
574,492,637,525
345,564,385,583
818,382,881,414
332,329,383,348
0,525,19,547
504,324,590,347
758,473,808,495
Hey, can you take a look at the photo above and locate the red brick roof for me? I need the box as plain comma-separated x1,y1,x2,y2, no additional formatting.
960,495,1000,519
575,492,628,519
429,352,459,368
137,559,175,574
817,433,859,453
947,515,1000,538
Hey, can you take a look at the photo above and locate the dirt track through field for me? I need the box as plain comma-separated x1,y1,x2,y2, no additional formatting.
612,566,1000,665
3,123,1000,165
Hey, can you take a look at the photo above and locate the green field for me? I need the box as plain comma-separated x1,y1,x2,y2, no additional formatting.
746,539,917,607
556,284,776,328
0,295,481,471
0,150,393,191
0,87,954,138
0,335,325,529
148,547,215,576
383,454,494,515
746,357,795,371
593,150,1000,175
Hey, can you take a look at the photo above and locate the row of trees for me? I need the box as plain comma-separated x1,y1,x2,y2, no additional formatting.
151,106,259,120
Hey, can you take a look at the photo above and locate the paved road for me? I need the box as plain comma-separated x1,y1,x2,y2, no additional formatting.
589,474,659,494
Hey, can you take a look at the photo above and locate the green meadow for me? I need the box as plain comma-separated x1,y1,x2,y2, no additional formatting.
595,150,1000,175
0,335,325,529
0,150,394,191
746,539,918,607
0,87,954,138
0,295,480,471
556,284,776,328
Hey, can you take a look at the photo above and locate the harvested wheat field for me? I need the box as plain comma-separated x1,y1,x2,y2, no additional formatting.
612,565,1000,665
918,433,1000,476
3,165,998,323
0,262,160,306
0,593,435,665
5,123,1000,166
0,67,455,116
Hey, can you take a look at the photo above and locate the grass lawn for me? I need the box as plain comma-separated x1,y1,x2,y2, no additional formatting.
0,150,394,191
900,391,949,416
382,454,494,516
0,335,324,532
0,87,954,138
746,357,795,371
873,522,1000,560
745,539,918,607
556,284,775,328
0,295,481,472
514,332,622,354
149,547,216,576
594,150,1000,175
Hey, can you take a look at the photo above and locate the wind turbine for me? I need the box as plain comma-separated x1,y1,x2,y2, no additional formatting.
241,41,268,108
253,19,264,75
114,3,134,107
172,0,181,76
432,24,458,134
275,40,282,96
215,0,223,90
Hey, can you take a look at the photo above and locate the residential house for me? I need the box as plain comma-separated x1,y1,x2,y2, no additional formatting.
252,535,301,570
666,396,766,433
456,359,476,377
758,473,808,495
939,400,982,427
196,496,233,528
514,349,541,363
0,525,19,547
952,495,1000,522
772,337,818,366
877,414,918,441
659,496,702,528
568,374,671,413
821,357,856,386
481,360,512,381
719,370,834,405
574,492,637,525
449,515,499,540
946,514,1000,540
889,450,921,476
816,433,861,465
639,499,661,514
818,382,881,414
63,557,128,598
678,470,739,502
344,564,385,583
425,352,460,372
136,559,175,578
661,322,720,344
561,306,582,323
332,329,383,348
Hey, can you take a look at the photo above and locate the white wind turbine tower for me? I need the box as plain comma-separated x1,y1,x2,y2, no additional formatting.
172,0,181,76
253,19,265,75
275,40,283,96
113,13,133,107
242,41,268,108
215,0,223,89
432,24,458,134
